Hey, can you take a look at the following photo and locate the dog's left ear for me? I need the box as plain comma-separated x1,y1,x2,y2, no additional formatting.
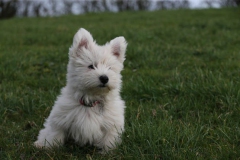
110,37,127,63
69,28,94,57
73,28,93,50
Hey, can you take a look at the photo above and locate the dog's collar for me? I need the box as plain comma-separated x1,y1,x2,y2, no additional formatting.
79,96,100,107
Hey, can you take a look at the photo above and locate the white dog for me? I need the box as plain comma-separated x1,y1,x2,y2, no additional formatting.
34,28,127,152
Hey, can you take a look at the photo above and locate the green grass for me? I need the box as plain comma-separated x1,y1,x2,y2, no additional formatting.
1,8,240,159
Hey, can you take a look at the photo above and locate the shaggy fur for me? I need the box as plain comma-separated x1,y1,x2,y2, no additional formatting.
34,28,127,152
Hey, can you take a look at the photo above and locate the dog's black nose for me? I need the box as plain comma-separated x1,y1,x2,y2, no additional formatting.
99,75,109,84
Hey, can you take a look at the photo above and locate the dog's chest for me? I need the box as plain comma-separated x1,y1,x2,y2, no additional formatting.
66,107,105,143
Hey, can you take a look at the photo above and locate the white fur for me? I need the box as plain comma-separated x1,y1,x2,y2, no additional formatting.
34,28,127,152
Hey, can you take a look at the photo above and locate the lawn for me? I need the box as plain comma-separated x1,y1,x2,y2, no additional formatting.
0,8,240,159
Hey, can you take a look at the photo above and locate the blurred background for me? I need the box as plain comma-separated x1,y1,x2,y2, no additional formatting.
0,0,239,19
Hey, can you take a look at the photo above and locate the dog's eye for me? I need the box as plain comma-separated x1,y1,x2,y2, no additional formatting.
88,65,94,69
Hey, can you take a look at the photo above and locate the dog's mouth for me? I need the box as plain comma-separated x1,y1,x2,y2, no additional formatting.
98,84,111,91
98,84,106,88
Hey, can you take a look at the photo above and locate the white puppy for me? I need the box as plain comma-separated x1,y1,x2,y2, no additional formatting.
34,28,127,152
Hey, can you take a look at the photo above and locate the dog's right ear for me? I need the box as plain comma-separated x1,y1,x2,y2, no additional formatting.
69,28,93,56
110,37,127,63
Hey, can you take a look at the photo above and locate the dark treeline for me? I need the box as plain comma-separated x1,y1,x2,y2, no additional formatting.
0,0,239,19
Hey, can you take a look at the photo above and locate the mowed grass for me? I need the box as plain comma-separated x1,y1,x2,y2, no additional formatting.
0,8,240,159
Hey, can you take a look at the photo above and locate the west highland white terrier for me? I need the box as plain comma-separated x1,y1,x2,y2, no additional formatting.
34,28,127,152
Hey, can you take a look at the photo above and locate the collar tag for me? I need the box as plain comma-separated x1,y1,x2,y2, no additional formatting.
80,96,100,107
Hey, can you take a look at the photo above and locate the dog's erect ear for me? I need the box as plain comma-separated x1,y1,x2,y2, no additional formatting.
110,37,127,63
73,28,93,50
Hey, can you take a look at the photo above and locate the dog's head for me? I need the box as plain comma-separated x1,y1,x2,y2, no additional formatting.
67,28,127,95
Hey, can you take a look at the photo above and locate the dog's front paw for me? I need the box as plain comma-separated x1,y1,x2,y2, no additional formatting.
34,141,45,149
98,149,107,154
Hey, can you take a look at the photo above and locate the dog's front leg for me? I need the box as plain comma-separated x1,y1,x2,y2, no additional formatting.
34,123,65,148
97,127,123,153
